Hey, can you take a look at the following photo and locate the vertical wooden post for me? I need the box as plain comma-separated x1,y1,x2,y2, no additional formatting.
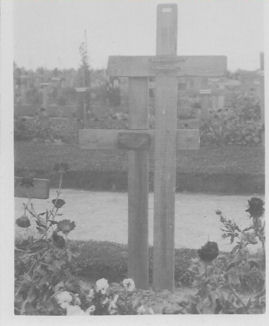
83,93,88,128
128,77,149,289
76,87,88,128
200,89,211,123
41,83,49,109
156,4,177,56
153,3,178,291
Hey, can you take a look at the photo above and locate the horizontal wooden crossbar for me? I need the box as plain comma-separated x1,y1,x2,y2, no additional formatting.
15,177,50,199
79,129,199,150
108,55,227,77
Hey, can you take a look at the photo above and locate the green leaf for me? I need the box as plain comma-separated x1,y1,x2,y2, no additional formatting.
36,226,46,234
36,220,46,228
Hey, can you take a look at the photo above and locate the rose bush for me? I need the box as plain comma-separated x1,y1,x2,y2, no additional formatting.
15,165,77,315
172,196,265,314
201,95,264,146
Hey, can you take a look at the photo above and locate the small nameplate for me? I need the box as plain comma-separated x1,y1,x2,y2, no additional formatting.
150,56,186,75
118,132,151,150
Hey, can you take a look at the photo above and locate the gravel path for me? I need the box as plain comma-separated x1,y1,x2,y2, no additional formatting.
15,189,262,252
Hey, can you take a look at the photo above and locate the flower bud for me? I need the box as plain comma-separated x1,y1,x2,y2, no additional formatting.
16,215,31,228
122,278,135,292
52,198,66,209
246,197,264,218
57,219,75,234
197,241,219,263
95,278,109,294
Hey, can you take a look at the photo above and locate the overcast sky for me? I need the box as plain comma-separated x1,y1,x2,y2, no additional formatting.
14,0,264,71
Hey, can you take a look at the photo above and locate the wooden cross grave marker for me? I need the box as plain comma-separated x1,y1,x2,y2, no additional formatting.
79,3,226,291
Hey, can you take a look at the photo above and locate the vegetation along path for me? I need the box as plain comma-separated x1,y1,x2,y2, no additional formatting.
15,142,264,194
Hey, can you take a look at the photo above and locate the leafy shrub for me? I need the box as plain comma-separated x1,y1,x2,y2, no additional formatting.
15,165,78,315
14,115,76,143
201,96,264,146
14,165,154,315
14,117,36,141
172,197,265,314
70,241,128,282
71,242,197,287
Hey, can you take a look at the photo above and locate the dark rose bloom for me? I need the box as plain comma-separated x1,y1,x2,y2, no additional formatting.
52,198,66,209
16,215,31,228
52,231,65,249
57,219,76,234
246,197,264,218
197,241,219,263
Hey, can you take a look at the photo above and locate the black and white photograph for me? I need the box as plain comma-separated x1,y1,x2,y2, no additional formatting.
0,0,267,322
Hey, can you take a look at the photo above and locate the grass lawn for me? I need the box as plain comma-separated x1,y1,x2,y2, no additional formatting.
15,141,264,175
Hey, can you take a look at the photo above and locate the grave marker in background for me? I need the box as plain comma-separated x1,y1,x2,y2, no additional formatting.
40,82,50,109
199,89,212,122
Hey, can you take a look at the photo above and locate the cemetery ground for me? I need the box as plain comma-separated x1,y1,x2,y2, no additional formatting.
15,141,265,314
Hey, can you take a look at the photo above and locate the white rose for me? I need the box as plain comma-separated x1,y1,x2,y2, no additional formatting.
102,297,109,305
122,278,135,292
100,288,107,295
66,305,86,315
148,308,154,314
55,291,73,307
73,294,81,306
59,302,70,309
108,294,119,314
112,294,119,304
86,305,96,315
137,305,146,314
88,288,95,299
108,301,117,314
96,278,109,294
